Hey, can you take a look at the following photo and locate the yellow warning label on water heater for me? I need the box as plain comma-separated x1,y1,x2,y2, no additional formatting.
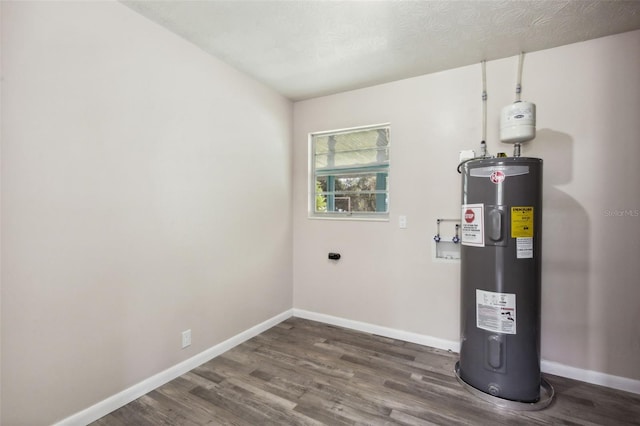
511,206,534,238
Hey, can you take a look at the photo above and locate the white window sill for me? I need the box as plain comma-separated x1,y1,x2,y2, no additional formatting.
307,215,389,222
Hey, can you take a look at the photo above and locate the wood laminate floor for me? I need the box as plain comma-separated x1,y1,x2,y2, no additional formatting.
93,317,640,425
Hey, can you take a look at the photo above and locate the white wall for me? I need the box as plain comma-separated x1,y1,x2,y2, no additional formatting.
0,2,292,425
293,30,640,383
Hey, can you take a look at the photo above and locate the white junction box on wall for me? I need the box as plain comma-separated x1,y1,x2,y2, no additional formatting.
459,150,476,163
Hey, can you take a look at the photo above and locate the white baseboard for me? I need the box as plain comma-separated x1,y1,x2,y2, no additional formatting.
541,359,640,395
293,308,640,396
55,307,640,425
54,309,293,426
292,309,460,352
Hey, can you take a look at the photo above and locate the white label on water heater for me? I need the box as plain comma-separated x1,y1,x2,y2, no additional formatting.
476,290,517,335
461,203,484,247
516,237,534,259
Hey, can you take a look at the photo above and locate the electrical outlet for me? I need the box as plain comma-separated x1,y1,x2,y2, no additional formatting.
181,329,191,349
399,215,408,229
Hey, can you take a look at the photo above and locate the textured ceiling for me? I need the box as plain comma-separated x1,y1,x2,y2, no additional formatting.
121,0,640,101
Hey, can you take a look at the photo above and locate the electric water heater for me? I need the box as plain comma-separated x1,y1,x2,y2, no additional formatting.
456,157,551,407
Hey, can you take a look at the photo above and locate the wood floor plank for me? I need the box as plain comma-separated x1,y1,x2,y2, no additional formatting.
92,317,640,425
91,404,151,426
153,376,250,426
389,408,440,426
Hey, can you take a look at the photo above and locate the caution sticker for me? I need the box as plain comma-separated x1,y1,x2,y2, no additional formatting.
511,206,534,238
476,290,517,335
461,203,485,247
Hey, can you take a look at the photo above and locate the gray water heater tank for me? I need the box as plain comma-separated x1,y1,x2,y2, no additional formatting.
457,157,549,406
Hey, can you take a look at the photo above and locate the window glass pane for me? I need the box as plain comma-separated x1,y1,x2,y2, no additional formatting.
315,172,388,213
311,124,389,218
315,177,327,212
334,173,379,192
314,128,389,170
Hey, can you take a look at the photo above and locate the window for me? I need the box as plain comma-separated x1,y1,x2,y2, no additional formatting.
310,124,390,219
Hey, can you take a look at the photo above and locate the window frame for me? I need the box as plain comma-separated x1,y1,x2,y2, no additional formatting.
308,123,390,221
